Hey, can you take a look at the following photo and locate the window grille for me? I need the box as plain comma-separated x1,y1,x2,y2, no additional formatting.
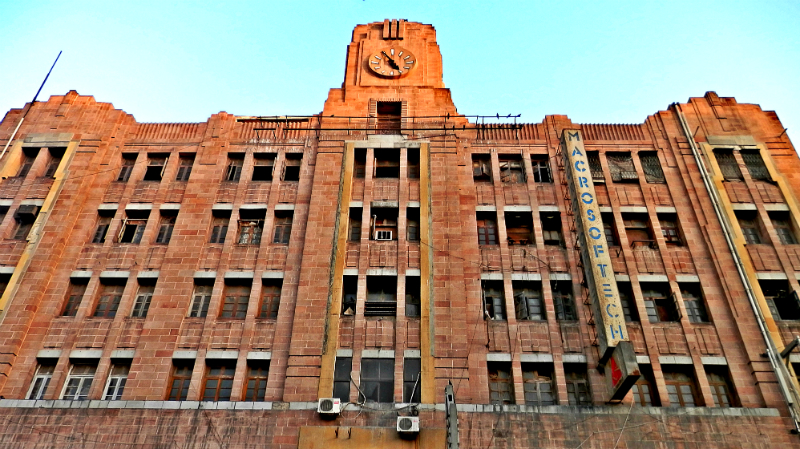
741,150,771,181
714,150,742,180
639,152,665,183
587,151,604,182
607,153,638,182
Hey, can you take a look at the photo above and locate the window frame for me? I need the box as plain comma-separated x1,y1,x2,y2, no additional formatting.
244,360,270,401
27,362,56,400
220,282,251,319
93,282,125,318
189,283,213,318
168,361,194,401
530,155,552,183
131,283,155,318
202,361,236,401
359,358,394,403
61,363,96,401
522,364,555,406
488,362,514,405
62,280,88,317
258,280,282,319
103,363,130,400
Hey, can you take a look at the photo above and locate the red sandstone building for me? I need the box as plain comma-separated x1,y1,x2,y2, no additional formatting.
0,19,799,448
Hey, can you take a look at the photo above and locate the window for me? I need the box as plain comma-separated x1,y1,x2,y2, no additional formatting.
608,152,638,182
143,154,168,181
642,283,678,322
552,281,577,321
476,212,498,246
93,281,125,318
168,360,194,401
706,367,736,407
407,148,420,179
345,207,362,242
531,155,552,183
505,212,534,245
770,212,797,245
488,362,514,405
354,149,367,179
681,284,709,323
238,220,264,245
482,281,505,320
209,211,230,244
761,280,800,321
131,282,155,318
44,147,65,178
62,279,88,317
522,364,555,406
202,361,235,401
736,211,762,244
118,210,149,244
225,154,244,181
658,214,682,245
103,363,130,400
602,213,618,246
61,363,96,400
631,365,658,406
405,276,421,317
17,150,36,178
220,281,251,319
514,281,544,321
273,211,293,244
371,208,398,241
618,283,638,322
407,208,420,242
365,276,397,316
663,368,698,407
281,154,302,181
0,274,8,298
259,279,282,319
252,153,276,181
374,149,400,178
472,154,492,182
155,213,176,244
565,365,591,405
12,205,39,240
623,213,653,248
586,151,604,182
403,358,421,403
360,358,394,402
376,101,401,135
92,213,113,244
333,357,352,402
117,154,137,182
244,360,270,401
175,155,194,181
499,154,525,184
741,150,771,181
639,152,665,183
341,276,357,316
189,283,213,318
714,149,743,181
27,362,56,400
541,213,563,246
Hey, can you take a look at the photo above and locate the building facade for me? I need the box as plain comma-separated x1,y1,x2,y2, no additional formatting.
0,19,799,448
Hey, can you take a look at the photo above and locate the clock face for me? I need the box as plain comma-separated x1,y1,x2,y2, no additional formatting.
368,46,416,78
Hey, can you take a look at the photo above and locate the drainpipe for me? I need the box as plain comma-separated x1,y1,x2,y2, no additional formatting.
673,103,800,432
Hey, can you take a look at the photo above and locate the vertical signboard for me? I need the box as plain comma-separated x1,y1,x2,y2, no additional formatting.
561,129,639,400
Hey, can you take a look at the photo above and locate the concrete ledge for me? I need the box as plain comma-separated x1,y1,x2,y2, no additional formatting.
262,271,284,279
731,203,757,211
274,204,295,210
562,354,587,363
206,350,239,360
659,356,693,365
20,199,45,207
194,271,217,279
137,271,159,279
98,203,118,211
70,270,92,279
655,206,677,213
599,207,612,213
475,205,497,212
520,354,553,363
615,274,630,281
504,205,532,212
549,273,571,281
404,350,421,358
349,201,364,208
510,273,542,281
125,203,152,211
407,201,420,208
160,203,181,211
756,272,788,280
225,271,254,280
343,269,358,276
69,350,103,359
366,268,397,276
336,349,353,357
619,206,647,213
172,351,198,360
636,355,651,364
36,350,62,359
240,204,267,210
638,274,669,282
701,356,728,366
406,269,421,277
487,353,512,362
100,271,130,279
247,351,272,360
212,203,234,211
362,349,394,359
371,201,399,208
707,135,757,146
676,275,700,283
111,350,136,359
480,273,503,280
538,205,560,212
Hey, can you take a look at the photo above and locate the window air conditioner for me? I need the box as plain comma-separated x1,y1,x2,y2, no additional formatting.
397,416,420,438
375,230,392,240
317,398,341,418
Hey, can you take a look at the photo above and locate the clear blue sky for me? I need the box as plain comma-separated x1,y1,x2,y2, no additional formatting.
1,1,798,143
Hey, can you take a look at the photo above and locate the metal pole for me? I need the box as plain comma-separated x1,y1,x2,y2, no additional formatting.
0,51,62,160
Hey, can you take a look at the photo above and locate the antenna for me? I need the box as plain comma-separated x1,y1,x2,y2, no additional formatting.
1,51,63,159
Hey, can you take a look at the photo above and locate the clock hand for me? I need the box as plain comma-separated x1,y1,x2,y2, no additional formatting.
381,51,400,70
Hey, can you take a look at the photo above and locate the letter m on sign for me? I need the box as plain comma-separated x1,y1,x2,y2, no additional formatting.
567,131,580,141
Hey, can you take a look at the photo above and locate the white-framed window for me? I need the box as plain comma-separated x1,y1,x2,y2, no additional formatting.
61,363,96,400
103,363,130,400
27,363,56,400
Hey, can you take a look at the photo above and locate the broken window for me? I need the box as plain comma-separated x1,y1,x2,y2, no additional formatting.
476,212,498,246
586,151,604,182
407,148,420,179
405,276,421,317
552,281,576,321
522,364,555,406
225,154,244,182
175,154,195,182
488,362,514,405
374,149,400,178
341,276,357,316
541,213,563,247
370,208,398,241
237,211,265,245
118,210,149,244
770,211,797,245
117,154,137,182
531,155,552,183
513,281,544,321
499,154,525,184
658,213,682,245
714,149,742,181
639,152,665,183
407,207,420,242
252,153,276,181
760,280,800,321
272,211,293,245
282,153,302,181
565,365,591,405
741,150,771,181
642,283,679,322
365,276,397,316
505,212,534,245
143,154,168,181
376,101,402,135
607,152,638,182
349,207,362,242
472,154,492,182
623,213,653,248
735,210,762,244
482,280,505,320
680,283,709,323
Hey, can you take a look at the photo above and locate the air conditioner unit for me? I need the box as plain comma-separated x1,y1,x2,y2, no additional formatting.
397,416,420,438
375,230,392,240
317,398,341,418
